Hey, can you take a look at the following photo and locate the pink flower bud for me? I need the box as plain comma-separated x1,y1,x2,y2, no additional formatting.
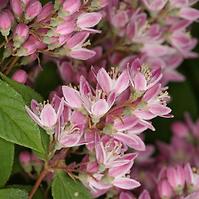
36,2,53,23
19,151,32,173
10,0,23,18
62,0,81,15
12,69,28,84
25,0,42,22
58,61,74,83
19,151,31,165
16,35,39,56
158,179,173,199
0,10,13,36
13,23,29,48
166,166,185,191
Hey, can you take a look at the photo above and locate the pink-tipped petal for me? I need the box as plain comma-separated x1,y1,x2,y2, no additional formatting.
114,70,129,95
40,104,57,128
97,68,112,94
114,133,146,151
134,72,147,91
112,177,140,190
62,86,82,108
95,142,106,164
180,7,199,21
77,12,102,29
70,48,96,60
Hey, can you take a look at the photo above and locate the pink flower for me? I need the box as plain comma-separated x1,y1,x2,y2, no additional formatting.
95,136,136,171
64,31,96,60
56,109,87,149
128,59,162,92
25,99,64,131
134,84,172,120
96,68,129,96
184,163,199,191
166,165,186,191
62,76,116,120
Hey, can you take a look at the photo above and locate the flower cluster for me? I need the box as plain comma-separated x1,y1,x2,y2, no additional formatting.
105,0,199,84
158,114,199,165
124,114,199,199
0,0,102,63
25,58,171,197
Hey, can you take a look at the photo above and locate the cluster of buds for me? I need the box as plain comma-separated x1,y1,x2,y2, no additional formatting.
102,0,199,84
19,151,43,175
127,114,199,199
25,59,171,197
157,163,199,199
158,114,199,165
0,0,102,62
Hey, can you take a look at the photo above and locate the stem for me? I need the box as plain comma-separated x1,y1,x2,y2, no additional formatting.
4,56,19,75
28,168,49,199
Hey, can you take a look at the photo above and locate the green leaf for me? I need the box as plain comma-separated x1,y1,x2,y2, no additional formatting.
0,72,43,104
33,128,49,161
0,79,44,153
0,138,14,187
8,185,43,199
0,188,28,199
52,171,92,199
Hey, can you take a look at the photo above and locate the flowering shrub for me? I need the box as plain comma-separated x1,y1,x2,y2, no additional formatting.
0,0,198,199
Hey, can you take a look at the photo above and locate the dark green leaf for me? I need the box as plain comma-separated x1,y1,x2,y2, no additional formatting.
0,188,28,199
52,171,92,199
0,79,44,153
0,72,43,104
0,138,14,187
8,185,43,199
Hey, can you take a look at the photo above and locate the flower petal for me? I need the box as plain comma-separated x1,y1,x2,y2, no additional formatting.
112,177,140,190
97,68,112,94
62,86,82,108
40,104,57,128
114,70,129,95
114,133,145,151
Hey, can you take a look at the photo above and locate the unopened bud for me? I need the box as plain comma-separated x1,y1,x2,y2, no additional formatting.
10,0,23,19
0,10,13,37
12,69,28,84
19,151,32,173
25,0,42,22
13,23,29,48
36,2,53,23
